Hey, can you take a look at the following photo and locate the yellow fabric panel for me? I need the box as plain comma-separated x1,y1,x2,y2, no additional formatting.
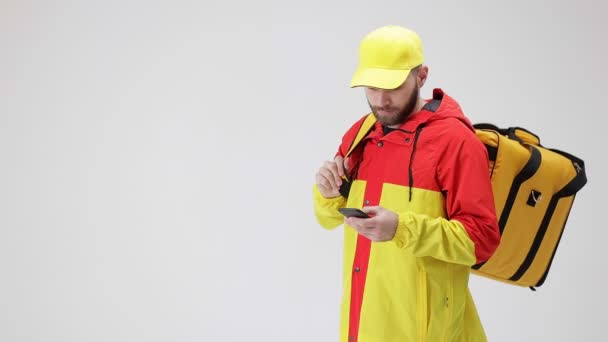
381,183,476,266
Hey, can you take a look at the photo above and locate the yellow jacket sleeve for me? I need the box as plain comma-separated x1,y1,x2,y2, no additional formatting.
391,211,477,266
312,184,346,230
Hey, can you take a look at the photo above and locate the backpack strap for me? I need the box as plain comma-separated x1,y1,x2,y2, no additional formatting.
345,113,377,158
338,113,376,197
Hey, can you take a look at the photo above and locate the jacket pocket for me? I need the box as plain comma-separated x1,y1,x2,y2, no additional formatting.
424,263,453,342
417,269,428,342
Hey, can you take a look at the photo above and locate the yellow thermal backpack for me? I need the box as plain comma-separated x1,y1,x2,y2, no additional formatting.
472,123,586,290
339,115,587,290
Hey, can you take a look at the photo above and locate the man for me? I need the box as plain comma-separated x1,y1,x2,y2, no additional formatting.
312,26,501,342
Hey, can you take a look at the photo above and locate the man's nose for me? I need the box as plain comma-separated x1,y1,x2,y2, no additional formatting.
378,91,391,106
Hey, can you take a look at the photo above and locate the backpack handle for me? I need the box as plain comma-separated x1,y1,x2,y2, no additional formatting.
508,127,541,146
474,123,541,146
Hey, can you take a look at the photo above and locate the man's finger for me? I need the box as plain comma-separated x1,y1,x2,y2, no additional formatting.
348,217,376,230
349,224,376,241
361,218,378,229
319,168,340,189
361,206,382,216
316,174,333,191
324,161,343,187
317,169,338,191
345,217,362,230
334,156,345,177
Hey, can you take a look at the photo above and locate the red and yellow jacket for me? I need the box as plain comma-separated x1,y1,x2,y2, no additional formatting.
313,89,500,342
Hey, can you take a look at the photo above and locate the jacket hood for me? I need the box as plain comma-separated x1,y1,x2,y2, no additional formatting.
387,88,475,202
397,88,474,132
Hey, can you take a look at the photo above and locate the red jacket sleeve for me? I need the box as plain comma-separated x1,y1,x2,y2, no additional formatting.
434,122,501,264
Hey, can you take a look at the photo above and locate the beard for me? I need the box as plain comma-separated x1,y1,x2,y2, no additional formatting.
369,86,419,126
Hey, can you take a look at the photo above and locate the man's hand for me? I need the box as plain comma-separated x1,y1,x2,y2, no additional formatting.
315,156,351,198
345,206,399,242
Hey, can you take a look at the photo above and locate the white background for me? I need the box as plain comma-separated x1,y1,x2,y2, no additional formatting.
1,0,606,341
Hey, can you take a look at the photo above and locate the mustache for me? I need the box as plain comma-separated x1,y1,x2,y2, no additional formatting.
372,106,398,112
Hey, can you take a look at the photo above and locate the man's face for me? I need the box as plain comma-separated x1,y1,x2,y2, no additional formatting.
365,72,419,127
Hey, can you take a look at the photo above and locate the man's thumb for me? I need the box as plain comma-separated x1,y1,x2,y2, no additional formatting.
344,157,353,172
361,206,381,215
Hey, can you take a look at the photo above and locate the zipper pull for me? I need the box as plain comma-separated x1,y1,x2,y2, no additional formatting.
445,296,449,308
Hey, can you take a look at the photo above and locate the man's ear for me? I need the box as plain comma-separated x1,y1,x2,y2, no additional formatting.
416,65,429,88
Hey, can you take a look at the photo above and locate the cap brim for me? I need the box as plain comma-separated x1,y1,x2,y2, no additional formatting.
350,68,411,89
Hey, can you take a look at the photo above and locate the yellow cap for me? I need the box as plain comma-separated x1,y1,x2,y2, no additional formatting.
350,26,424,90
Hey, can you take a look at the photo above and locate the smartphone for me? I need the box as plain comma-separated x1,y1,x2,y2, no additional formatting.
338,207,370,218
